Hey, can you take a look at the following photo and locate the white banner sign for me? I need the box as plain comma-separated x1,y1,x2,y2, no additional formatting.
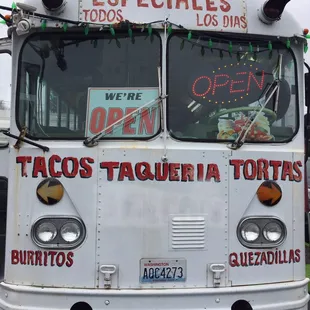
79,0,248,32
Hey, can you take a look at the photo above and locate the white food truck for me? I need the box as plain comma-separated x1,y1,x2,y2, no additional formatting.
0,0,309,309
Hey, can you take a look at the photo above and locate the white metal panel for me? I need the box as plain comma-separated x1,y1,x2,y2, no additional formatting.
4,145,98,288
97,147,229,288
228,150,299,286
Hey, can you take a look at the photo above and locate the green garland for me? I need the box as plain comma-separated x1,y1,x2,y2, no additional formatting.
0,1,308,55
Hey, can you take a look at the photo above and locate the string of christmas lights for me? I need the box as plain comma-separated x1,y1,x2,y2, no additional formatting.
0,1,308,55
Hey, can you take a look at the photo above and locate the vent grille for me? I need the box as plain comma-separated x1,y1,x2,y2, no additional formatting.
171,216,206,250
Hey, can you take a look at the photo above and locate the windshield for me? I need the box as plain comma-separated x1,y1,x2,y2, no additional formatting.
167,34,298,143
16,32,161,139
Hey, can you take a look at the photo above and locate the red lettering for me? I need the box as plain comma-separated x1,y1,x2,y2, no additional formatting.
295,249,301,263
243,159,257,180
220,0,231,12
49,251,57,266
16,156,32,177
99,9,107,22
212,74,230,95
247,72,265,91
151,0,164,8
123,108,136,134
32,157,48,178
181,164,194,182
254,252,261,265
269,160,282,180
116,9,123,21
169,163,180,181
80,157,94,178
206,0,217,11
248,252,254,266
27,251,34,265
135,162,154,181
192,0,202,10
108,0,127,5
139,108,157,135
90,9,98,22
192,76,212,97
49,155,62,178
62,157,79,178
229,253,240,267
205,164,220,182
230,159,244,179
155,163,168,181
267,251,274,264
260,252,267,265
106,108,123,134
93,0,104,5
83,9,90,21
281,161,293,181
230,72,247,93
20,250,26,265
240,16,247,29
56,252,66,267
293,161,302,182
197,163,204,181
257,158,269,180
118,162,135,181
137,0,148,7
100,162,120,181
35,250,42,266
90,107,106,134
107,9,116,22
176,0,189,9
240,252,248,266
44,251,48,266
11,250,19,264
66,252,74,267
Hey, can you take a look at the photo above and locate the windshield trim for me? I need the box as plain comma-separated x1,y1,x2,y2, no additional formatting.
15,30,163,141
166,32,300,145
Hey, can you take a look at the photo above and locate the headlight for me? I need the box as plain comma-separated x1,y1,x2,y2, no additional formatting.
237,217,286,248
60,222,81,243
31,216,86,249
36,222,57,243
240,222,260,242
263,222,282,242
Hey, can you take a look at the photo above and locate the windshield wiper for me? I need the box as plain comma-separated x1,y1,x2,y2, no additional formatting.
227,54,283,150
1,128,49,152
83,95,166,147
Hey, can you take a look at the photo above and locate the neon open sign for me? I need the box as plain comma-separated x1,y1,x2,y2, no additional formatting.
189,62,273,106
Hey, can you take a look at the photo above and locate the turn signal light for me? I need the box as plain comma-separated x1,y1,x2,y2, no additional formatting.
257,181,282,207
259,0,291,24
42,0,64,11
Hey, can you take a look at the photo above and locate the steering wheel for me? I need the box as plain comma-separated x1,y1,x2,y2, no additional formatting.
207,106,277,125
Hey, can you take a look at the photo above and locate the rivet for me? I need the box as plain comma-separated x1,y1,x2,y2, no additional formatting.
215,298,220,303
105,300,110,305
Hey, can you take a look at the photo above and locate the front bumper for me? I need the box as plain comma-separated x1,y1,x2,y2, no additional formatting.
0,279,309,310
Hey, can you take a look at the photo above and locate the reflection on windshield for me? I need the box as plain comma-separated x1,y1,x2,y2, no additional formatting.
17,32,161,139
167,35,297,143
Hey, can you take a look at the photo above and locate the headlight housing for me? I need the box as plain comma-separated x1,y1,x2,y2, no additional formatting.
237,217,286,248
32,216,86,249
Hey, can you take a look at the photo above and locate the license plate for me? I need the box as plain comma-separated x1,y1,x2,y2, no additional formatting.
140,258,186,283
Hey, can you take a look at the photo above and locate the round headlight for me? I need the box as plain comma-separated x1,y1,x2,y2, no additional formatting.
263,222,283,242
60,222,81,243
241,222,260,242
36,222,57,243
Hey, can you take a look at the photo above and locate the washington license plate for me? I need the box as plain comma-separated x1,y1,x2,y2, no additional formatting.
140,259,186,283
